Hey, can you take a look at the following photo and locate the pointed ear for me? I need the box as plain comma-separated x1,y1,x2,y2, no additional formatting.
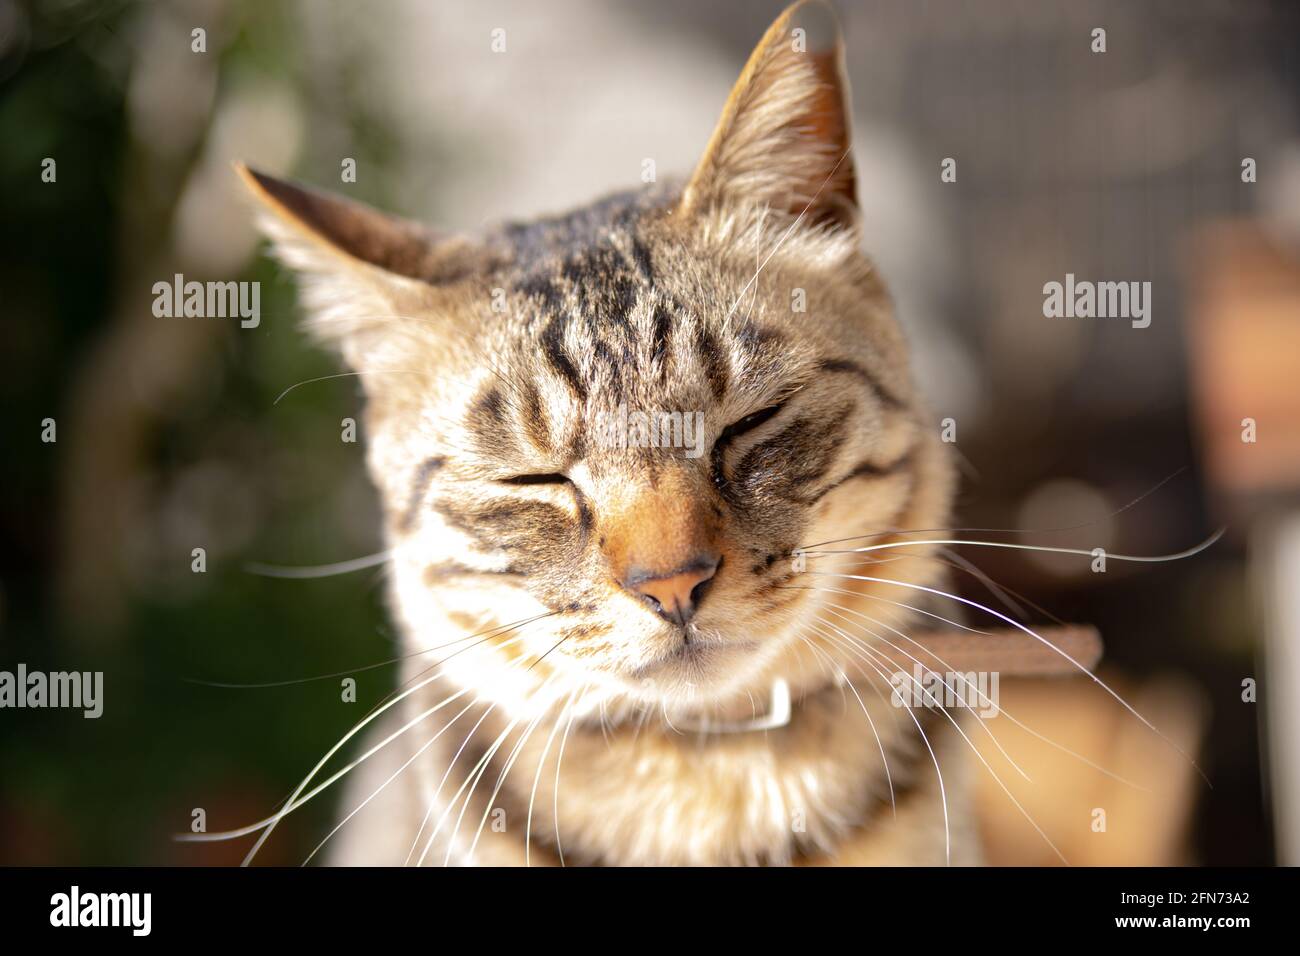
681,0,856,229
236,164,477,361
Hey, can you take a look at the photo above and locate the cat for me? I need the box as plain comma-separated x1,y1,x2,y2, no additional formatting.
239,0,979,866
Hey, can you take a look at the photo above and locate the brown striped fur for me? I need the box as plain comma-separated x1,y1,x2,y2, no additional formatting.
241,0,976,866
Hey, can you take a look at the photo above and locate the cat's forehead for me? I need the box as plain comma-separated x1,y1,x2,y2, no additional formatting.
477,190,818,418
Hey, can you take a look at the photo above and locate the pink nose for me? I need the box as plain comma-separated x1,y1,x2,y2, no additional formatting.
624,554,721,624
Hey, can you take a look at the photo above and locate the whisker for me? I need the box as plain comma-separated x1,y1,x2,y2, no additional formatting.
817,547,1055,625
180,679,479,845
183,618,549,847
806,620,951,865
415,634,572,866
272,367,420,406
244,549,393,579
808,570,1209,784
724,146,853,323
815,604,1030,781
832,623,1069,865
553,689,585,867
805,528,1225,565
409,702,500,867
301,695,482,866
235,615,551,864
189,617,541,841
779,582,990,637
181,611,555,689
526,686,585,867
824,548,1033,622
937,547,1058,624
797,465,1190,550
449,635,572,864
465,684,561,863
796,633,897,818
430,713,528,866
804,588,1147,791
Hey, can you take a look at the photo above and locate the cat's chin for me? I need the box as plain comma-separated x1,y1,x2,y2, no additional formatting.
615,635,771,705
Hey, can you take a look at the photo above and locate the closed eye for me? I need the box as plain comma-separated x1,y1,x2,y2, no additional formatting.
718,402,786,446
498,472,572,486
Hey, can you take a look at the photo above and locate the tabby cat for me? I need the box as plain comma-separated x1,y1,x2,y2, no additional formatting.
240,0,979,866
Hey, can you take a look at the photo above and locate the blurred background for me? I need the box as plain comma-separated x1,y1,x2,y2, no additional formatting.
1,0,1298,865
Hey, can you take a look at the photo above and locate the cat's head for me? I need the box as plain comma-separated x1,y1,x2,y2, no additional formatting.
242,1,952,714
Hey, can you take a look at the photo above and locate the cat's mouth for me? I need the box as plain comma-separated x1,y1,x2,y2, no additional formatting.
626,634,759,683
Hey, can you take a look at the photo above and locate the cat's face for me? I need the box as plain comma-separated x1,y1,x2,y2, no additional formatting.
242,0,952,712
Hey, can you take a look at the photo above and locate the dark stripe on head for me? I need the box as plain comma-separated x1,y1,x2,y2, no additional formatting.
540,313,588,401
400,456,445,532
735,322,785,365
651,302,672,367
592,339,627,400
817,358,906,409
520,381,553,454
811,453,915,504
693,325,730,400
467,386,514,457
625,233,655,284
560,256,595,319
518,272,563,314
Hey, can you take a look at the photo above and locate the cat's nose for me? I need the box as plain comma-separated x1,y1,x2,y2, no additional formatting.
624,554,721,625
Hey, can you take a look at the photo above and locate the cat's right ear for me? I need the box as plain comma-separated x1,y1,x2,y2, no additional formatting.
236,164,474,361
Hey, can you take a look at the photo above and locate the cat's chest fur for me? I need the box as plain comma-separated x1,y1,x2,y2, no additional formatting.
331,663,980,867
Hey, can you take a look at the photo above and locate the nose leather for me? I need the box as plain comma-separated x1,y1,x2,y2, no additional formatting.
625,554,721,624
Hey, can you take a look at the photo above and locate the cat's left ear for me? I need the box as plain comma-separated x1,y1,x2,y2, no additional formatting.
681,0,856,230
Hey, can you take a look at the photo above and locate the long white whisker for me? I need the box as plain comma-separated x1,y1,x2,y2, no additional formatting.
301,695,481,866
806,528,1224,564
797,466,1191,550
836,625,1069,865
806,620,951,865
466,679,562,863
783,580,989,636
553,689,584,867
818,547,1037,623
816,603,1030,781
273,367,422,406
183,612,554,690
807,588,1148,791
245,550,393,579
433,713,527,866
401,696,503,867
236,616,548,865
526,686,584,867
418,635,572,867
797,632,896,818
414,702,502,867
809,570,1208,782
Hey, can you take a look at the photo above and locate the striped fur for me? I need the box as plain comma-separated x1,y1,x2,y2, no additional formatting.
242,0,976,866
